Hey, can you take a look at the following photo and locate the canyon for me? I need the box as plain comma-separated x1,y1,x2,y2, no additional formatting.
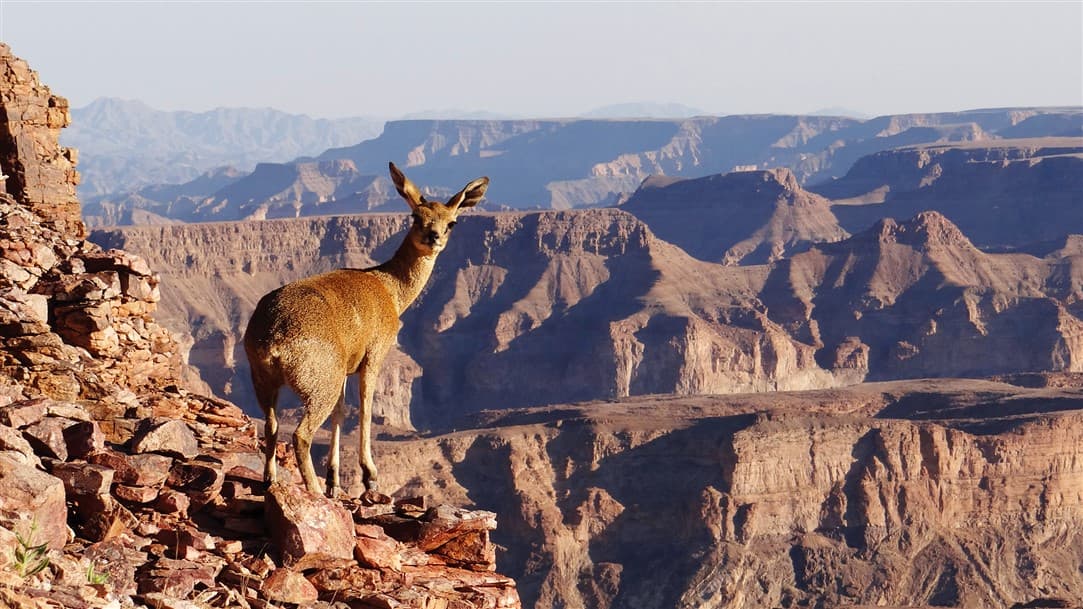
85,121,1083,608
94,145,1083,431
5,38,1083,609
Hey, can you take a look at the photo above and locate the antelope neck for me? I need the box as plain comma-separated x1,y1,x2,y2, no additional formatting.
371,238,438,315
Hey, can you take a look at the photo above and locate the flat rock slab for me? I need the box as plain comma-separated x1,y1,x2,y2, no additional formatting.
130,419,198,459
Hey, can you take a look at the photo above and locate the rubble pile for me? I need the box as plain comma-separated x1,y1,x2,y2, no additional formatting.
0,394,518,608
0,192,199,403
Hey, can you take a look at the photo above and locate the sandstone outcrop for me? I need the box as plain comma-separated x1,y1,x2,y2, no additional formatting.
0,42,198,403
0,392,520,609
0,43,82,237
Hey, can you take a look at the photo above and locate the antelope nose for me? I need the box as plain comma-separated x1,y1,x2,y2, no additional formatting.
424,230,440,245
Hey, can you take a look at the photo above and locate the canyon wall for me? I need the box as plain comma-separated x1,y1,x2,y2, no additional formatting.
95,202,1083,431
369,379,1083,609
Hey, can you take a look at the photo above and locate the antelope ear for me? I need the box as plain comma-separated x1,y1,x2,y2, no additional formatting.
447,176,490,211
389,162,423,211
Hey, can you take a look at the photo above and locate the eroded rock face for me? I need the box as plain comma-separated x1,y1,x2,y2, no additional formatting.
374,379,1083,609
0,43,81,237
0,44,209,403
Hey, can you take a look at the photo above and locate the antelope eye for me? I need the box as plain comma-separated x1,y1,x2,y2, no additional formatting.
448,221,457,229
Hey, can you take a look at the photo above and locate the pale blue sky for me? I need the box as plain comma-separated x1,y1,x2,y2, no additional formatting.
1,1,1080,119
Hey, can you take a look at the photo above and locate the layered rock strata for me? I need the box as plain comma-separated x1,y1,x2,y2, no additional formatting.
372,379,1083,609
98,208,1083,430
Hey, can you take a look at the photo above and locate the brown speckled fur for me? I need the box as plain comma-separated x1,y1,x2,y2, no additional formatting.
243,162,488,496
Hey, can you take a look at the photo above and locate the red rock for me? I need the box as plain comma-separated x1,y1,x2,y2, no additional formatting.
137,559,217,597
225,464,263,483
84,537,146,596
354,535,403,571
219,540,243,554
130,418,198,459
127,452,174,486
42,402,91,421
166,458,224,506
138,594,205,609
265,482,355,568
22,416,71,460
0,289,49,335
394,495,427,517
86,449,137,482
432,530,495,570
240,553,276,578
0,453,67,550
50,461,113,495
62,419,104,459
114,484,159,504
156,524,215,559
417,506,497,551
41,271,121,303
70,494,137,543
79,249,152,278
220,492,264,515
261,568,318,604
305,564,382,595
0,399,47,428
0,423,39,465
155,490,190,517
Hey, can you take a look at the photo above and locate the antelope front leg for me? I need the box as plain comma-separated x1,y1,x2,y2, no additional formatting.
325,380,347,497
358,365,379,493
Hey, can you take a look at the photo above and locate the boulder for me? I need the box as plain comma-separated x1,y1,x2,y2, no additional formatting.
0,453,67,550
130,418,198,459
262,568,318,605
265,482,355,568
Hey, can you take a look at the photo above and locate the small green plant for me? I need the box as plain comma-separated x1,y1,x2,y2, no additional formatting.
86,562,109,585
12,520,50,579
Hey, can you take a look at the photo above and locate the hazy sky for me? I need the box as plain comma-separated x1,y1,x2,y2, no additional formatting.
1,1,1080,119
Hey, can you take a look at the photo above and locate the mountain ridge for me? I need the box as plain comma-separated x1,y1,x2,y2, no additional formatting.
80,108,1082,226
